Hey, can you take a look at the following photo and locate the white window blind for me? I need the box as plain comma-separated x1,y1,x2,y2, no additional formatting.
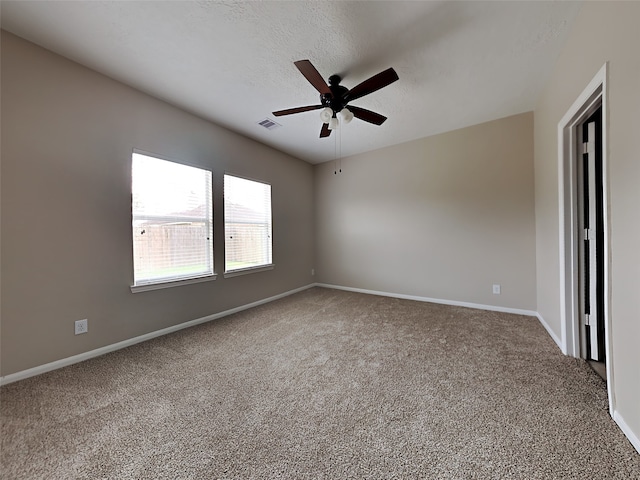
224,174,272,272
132,152,213,286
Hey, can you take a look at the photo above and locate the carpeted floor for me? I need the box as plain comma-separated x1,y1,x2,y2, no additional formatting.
1,287,639,479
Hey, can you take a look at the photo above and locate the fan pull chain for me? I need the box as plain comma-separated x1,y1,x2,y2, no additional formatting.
332,120,344,175
333,123,342,175
339,127,342,173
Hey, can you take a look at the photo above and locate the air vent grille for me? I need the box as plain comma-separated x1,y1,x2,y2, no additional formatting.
257,118,281,130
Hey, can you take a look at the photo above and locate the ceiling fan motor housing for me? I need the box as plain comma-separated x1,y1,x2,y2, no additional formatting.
321,76,349,114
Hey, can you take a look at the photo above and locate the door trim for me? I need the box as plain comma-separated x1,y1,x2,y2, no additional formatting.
557,63,613,413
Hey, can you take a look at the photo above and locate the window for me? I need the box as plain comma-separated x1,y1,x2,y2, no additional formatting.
131,152,213,289
224,174,272,274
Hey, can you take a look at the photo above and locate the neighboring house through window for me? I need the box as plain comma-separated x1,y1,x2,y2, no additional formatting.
131,151,213,289
224,174,272,274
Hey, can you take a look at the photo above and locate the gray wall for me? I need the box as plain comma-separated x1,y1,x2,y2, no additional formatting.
1,32,315,376
534,2,640,444
315,113,536,311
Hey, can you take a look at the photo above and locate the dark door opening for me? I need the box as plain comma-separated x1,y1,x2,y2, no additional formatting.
578,105,606,380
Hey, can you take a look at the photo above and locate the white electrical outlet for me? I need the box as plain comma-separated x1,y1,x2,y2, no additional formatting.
311,268,315,276
493,284,501,295
75,319,88,335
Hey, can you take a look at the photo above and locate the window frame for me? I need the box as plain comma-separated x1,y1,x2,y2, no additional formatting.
130,150,216,293
223,172,274,278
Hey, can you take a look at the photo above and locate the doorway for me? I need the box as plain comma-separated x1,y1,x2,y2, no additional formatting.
558,63,613,413
577,106,606,379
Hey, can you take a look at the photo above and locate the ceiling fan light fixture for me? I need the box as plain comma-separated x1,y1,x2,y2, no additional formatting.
339,108,354,124
274,60,398,138
320,107,333,123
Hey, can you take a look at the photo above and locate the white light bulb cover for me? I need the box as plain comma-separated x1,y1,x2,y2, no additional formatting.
339,108,354,124
328,117,339,130
320,107,333,123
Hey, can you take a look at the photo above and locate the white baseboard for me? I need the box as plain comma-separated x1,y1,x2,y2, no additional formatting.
613,410,640,455
536,313,563,352
0,284,315,386
314,283,538,317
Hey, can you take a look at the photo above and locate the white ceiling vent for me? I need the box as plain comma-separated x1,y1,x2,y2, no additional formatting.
257,118,281,131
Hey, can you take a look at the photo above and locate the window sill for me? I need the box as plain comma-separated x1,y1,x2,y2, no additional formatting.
223,264,274,278
130,274,217,293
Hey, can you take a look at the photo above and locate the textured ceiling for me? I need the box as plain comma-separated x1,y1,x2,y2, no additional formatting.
1,1,582,164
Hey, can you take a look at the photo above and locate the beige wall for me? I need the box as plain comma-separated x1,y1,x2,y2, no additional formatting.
534,2,640,443
0,32,315,376
315,112,536,311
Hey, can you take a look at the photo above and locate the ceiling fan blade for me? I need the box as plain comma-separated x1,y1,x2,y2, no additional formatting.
294,60,332,96
348,105,387,125
272,105,323,116
320,122,331,138
345,68,399,102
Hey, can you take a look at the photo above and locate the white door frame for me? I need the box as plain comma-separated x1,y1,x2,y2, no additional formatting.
557,63,614,414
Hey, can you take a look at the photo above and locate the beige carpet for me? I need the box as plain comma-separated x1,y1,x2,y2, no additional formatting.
1,287,639,479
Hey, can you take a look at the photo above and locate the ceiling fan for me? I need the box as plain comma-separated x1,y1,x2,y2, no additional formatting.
272,60,399,138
